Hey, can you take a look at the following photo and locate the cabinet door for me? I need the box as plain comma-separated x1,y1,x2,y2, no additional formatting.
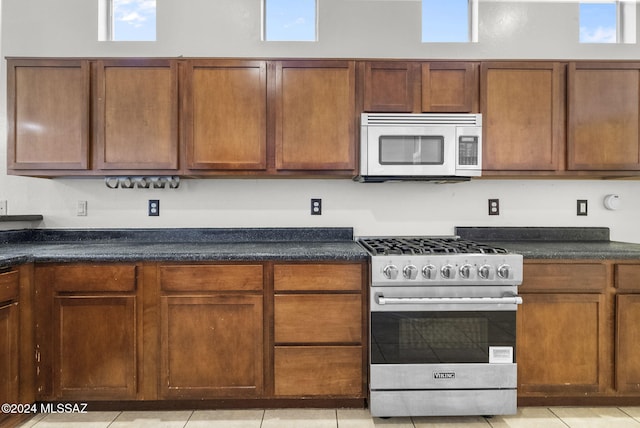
568,62,640,171
481,62,564,172
0,302,19,408
7,59,90,172
160,295,263,398
517,293,606,394
616,294,640,392
53,296,137,399
95,59,179,171
183,60,267,171
275,60,356,173
274,346,363,397
422,62,478,112
363,61,418,112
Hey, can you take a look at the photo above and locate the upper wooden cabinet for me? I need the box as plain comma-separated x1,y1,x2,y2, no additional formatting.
363,62,418,112
361,61,478,113
7,59,90,172
422,62,478,112
568,62,640,171
275,60,357,173
481,62,565,172
182,60,267,172
94,59,179,172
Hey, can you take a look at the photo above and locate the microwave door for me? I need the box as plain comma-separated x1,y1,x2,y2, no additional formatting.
367,126,456,176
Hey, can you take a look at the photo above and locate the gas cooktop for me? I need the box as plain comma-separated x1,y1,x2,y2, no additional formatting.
358,236,508,256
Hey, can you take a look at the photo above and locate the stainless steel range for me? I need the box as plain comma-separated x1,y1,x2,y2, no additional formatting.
358,236,523,417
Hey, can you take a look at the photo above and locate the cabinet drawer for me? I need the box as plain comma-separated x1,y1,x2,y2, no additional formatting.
275,294,362,343
616,264,640,291
274,264,362,291
160,264,263,292
521,263,607,292
43,264,137,292
274,346,363,396
0,270,19,302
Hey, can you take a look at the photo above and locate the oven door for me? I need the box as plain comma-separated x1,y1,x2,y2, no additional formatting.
370,290,520,391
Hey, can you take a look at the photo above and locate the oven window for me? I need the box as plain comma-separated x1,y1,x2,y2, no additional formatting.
371,311,516,364
379,135,444,165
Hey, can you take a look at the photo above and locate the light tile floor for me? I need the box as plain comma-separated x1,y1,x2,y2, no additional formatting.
15,407,640,428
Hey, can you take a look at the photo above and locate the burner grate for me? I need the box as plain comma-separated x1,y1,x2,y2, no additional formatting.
358,237,508,256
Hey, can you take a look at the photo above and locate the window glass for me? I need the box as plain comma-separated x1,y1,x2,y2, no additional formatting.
422,0,470,43
580,2,616,43
264,0,317,41
112,0,156,41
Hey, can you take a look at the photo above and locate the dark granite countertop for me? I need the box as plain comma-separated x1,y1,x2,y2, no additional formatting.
456,227,640,260
0,228,369,267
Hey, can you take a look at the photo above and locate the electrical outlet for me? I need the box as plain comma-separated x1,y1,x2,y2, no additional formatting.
488,199,500,216
577,199,588,216
311,198,322,215
148,200,160,216
77,200,87,216
0,200,6,215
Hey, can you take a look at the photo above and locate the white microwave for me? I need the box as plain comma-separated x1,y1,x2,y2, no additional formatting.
356,113,482,182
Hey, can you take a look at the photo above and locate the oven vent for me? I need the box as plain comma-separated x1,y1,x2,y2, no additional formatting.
362,113,482,127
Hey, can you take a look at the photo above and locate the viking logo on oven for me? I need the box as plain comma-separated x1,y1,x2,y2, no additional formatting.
433,371,456,379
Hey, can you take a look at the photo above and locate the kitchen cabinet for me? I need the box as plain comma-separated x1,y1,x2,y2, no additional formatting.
481,62,565,173
273,263,366,397
517,262,609,396
6,59,90,174
614,264,640,392
361,61,478,113
158,264,264,398
34,264,140,400
0,269,20,421
0,265,35,428
568,62,640,172
275,60,357,174
182,60,268,172
94,59,179,172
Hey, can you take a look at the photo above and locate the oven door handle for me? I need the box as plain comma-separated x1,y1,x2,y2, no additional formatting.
376,295,523,305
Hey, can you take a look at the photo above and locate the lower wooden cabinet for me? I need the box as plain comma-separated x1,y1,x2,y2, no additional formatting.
274,346,363,396
517,260,640,404
160,294,264,398
35,263,140,400
518,293,605,393
0,265,35,427
34,260,367,404
273,263,366,399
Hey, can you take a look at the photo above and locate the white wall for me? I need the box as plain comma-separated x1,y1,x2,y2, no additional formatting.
1,0,640,242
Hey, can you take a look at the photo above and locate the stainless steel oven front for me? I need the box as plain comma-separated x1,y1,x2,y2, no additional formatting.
370,290,521,417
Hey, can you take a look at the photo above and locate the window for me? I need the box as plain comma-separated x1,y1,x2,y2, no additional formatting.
580,2,616,43
580,1,636,44
422,0,477,43
263,0,317,41
99,0,156,42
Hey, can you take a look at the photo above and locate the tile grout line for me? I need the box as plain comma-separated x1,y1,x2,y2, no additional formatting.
547,407,577,428
181,410,195,428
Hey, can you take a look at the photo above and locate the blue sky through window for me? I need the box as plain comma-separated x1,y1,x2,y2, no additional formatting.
580,2,616,43
113,0,156,41
264,0,316,41
422,0,469,43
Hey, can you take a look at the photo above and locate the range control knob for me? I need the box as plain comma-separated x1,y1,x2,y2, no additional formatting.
478,264,492,279
459,264,473,279
497,264,511,279
441,264,455,279
403,264,418,280
383,264,399,280
422,264,437,279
